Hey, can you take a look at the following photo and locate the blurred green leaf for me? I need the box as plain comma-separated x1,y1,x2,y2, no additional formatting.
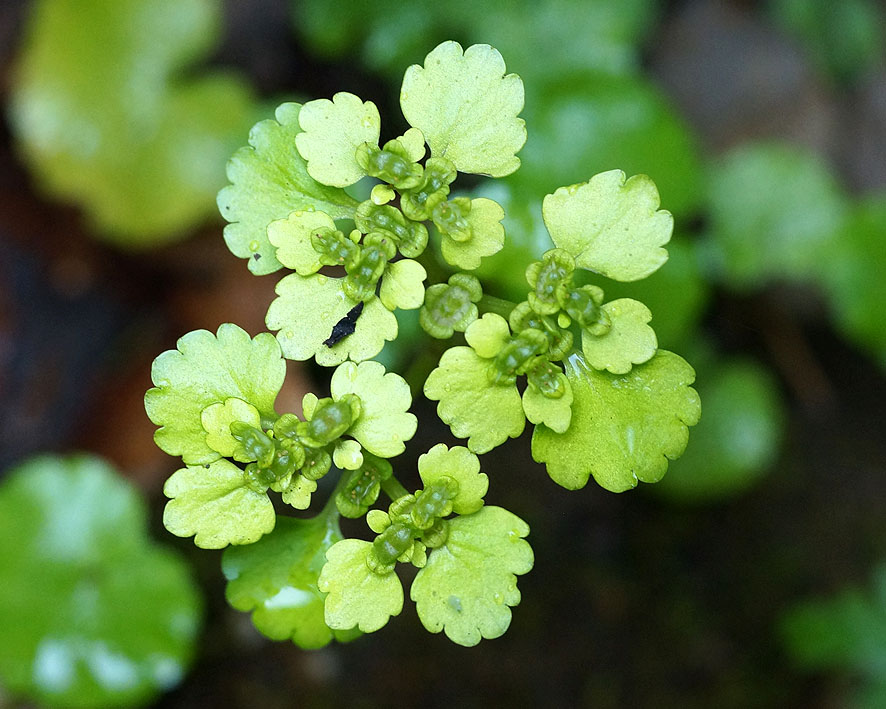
702,142,850,289
516,74,703,218
292,0,658,81
821,196,886,369
655,358,785,503
0,455,201,708
782,564,886,707
770,0,884,84
9,0,261,246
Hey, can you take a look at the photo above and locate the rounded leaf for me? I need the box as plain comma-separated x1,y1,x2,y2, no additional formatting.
542,170,673,282
268,209,335,275
330,361,417,458
424,347,525,454
581,298,657,374
532,351,701,492
411,506,533,647
163,460,275,548
295,92,381,187
418,444,489,515
522,374,574,434
400,41,526,177
145,324,285,465
318,540,403,633
267,274,397,365
379,259,427,311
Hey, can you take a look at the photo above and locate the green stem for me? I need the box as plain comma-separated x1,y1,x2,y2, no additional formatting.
321,467,351,520
381,475,410,501
478,294,517,319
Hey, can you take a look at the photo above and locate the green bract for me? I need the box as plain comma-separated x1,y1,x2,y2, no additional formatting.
146,39,701,650
318,540,404,633
163,460,276,549
543,170,673,282
401,41,526,177
532,351,701,492
424,345,526,454
218,102,359,274
411,506,533,646
0,455,201,708
145,324,285,465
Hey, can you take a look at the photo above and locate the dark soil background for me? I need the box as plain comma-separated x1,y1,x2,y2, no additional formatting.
1,1,885,707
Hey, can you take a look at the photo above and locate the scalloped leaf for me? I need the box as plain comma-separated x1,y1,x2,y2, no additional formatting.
318,540,403,633
441,197,506,270
411,506,533,646
280,475,317,510
145,324,285,465
223,515,358,649
582,298,657,374
522,374,573,433
532,351,700,492
542,170,673,282
418,444,488,515
330,361,417,458
295,92,380,187
379,259,427,311
267,209,335,275
266,274,397,365
217,102,359,275
8,0,260,246
163,460,275,549
424,347,525,454
0,455,201,708
400,41,526,177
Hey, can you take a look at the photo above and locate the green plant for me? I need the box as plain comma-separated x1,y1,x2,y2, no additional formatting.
145,41,700,647
0,455,201,708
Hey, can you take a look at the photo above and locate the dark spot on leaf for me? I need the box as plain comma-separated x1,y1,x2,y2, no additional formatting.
253,253,261,260
323,302,364,347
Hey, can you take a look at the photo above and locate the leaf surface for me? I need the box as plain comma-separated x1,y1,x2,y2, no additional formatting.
418,444,488,515
582,298,657,374
411,506,533,646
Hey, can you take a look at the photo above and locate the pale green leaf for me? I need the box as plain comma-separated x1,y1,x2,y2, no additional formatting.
145,324,285,465
379,259,427,311
217,102,358,275
266,274,397,365
418,444,489,515
0,455,201,708
201,397,261,461
295,92,380,187
400,41,526,177
8,0,260,246
522,374,573,433
223,515,357,649
542,170,673,282
280,475,318,510
163,460,275,548
333,440,364,470
532,351,700,492
703,142,848,289
441,197,506,270
411,506,533,646
582,298,657,374
330,361,417,457
464,313,510,359
318,539,403,633
268,209,335,275
424,347,525,454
